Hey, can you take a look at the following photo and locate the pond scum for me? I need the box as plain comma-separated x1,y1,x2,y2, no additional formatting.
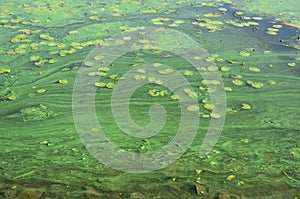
0,0,299,198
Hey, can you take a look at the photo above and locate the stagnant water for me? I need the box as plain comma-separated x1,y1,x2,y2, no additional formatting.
0,0,299,198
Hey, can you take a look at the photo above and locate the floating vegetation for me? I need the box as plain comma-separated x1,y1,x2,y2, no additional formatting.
246,80,264,89
183,70,193,76
106,82,115,89
252,16,263,20
157,68,174,75
149,89,160,97
170,94,179,100
239,50,251,57
16,106,56,122
30,55,41,61
268,80,276,85
248,67,261,72
220,66,230,72
58,79,68,84
266,27,279,35
232,79,244,86
241,103,251,110
224,87,233,92
203,103,214,110
187,104,199,112
84,61,95,67
194,18,224,32
95,82,106,88
0,68,11,74
287,62,296,67
36,89,46,94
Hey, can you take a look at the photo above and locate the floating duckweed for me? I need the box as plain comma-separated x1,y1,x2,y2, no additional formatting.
148,76,157,83
239,51,250,57
84,61,95,67
171,94,179,100
231,74,243,79
246,80,264,89
95,82,106,88
193,56,202,60
272,24,283,29
155,79,163,85
8,95,17,101
56,43,66,48
207,66,219,72
158,68,174,74
204,12,220,17
152,63,161,67
288,62,296,67
58,79,68,84
252,16,263,20
210,80,221,85
96,71,107,76
40,34,54,40
48,59,57,64
88,72,96,77
210,112,221,119
188,92,198,98
226,175,235,181
224,87,232,92
268,80,276,85
134,74,147,80
204,103,214,110
149,89,160,97
241,103,251,110
264,50,272,54
14,48,26,54
98,67,110,71
37,89,46,94
34,61,45,67
136,68,146,73
232,79,244,86
123,36,132,41
183,70,193,76
220,66,230,72
109,74,118,80
159,90,168,97
68,30,78,35
248,67,261,72
30,55,41,61
227,60,237,64
106,82,115,89
187,104,199,112
0,68,10,74
184,88,192,93
247,21,260,26
218,7,227,12
216,57,224,62
266,28,278,35
197,66,207,72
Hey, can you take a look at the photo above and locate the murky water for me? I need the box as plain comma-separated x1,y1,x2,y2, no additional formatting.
0,0,299,198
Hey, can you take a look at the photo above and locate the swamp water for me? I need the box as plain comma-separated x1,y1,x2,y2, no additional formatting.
0,0,299,198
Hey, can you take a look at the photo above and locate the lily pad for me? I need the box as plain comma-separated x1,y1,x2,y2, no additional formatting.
106,82,115,89
187,104,199,112
232,79,244,86
287,62,296,67
246,80,264,89
239,51,250,57
248,67,261,72
241,103,251,110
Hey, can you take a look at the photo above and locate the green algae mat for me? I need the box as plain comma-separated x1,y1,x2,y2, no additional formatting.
0,0,300,198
